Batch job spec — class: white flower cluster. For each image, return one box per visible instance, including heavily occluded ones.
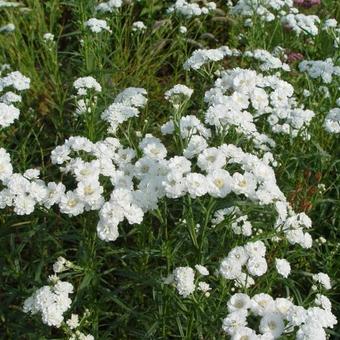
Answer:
[132,21,147,32]
[0,0,22,7]
[0,69,30,91]
[101,87,147,133]
[232,215,253,236]
[211,206,253,236]
[243,49,290,72]
[69,331,94,340]
[230,0,326,37]
[0,68,30,127]
[278,211,313,248]
[275,258,291,278]
[324,108,340,134]
[183,46,239,70]
[220,241,268,287]
[0,23,15,33]
[312,272,332,290]
[161,115,211,141]
[167,0,217,18]
[0,158,48,215]
[23,277,74,327]
[97,188,144,241]
[23,260,94,339]
[179,25,187,34]
[43,32,54,43]
[230,0,294,22]
[322,19,340,47]
[164,84,193,108]
[299,58,340,84]
[165,265,210,298]
[211,206,239,225]
[184,46,291,73]
[84,18,111,33]
[73,76,102,115]
[281,13,320,36]
[73,76,102,96]
[323,18,338,30]
[95,0,122,12]
[0,69,318,254]
[222,292,337,339]
[53,256,74,273]
[204,68,315,141]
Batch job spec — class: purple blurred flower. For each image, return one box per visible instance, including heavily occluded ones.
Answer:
[294,0,320,7]
[287,52,304,63]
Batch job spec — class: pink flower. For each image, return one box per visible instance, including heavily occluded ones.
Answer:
[294,0,320,7]
[287,52,304,63]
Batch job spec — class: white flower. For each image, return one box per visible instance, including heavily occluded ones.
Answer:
[0,102,20,127]
[114,87,147,108]
[232,172,257,198]
[66,314,79,329]
[43,182,66,208]
[197,281,211,296]
[195,264,209,276]
[179,26,187,34]
[0,148,13,181]
[315,294,332,311]
[197,147,226,172]
[251,294,275,316]
[259,312,285,338]
[168,0,216,18]
[75,180,104,209]
[227,293,251,312]
[222,310,248,335]
[59,191,85,216]
[43,33,54,42]
[228,246,249,266]
[231,216,252,236]
[165,84,193,107]
[53,257,68,273]
[73,76,102,96]
[97,219,119,242]
[185,173,208,198]
[247,256,268,276]
[140,135,167,160]
[0,23,15,33]
[275,258,291,278]
[219,257,242,280]
[274,298,293,316]
[96,0,122,12]
[132,21,147,32]
[0,91,21,104]
[183,46,235,70]
[324,108,340,134]
[207,169,233,198]
[296,323,326,340]
[281,14,320,36]
[23,280,73,328]
[102,103,139,133]
[234,272,255,288]
[323,18,337,29]
[84,18,111,33]
[183,135,208,159]
[173,267,195,297]
[245,240,266,258]
[312,273,332,290]
[299,58,340,84]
